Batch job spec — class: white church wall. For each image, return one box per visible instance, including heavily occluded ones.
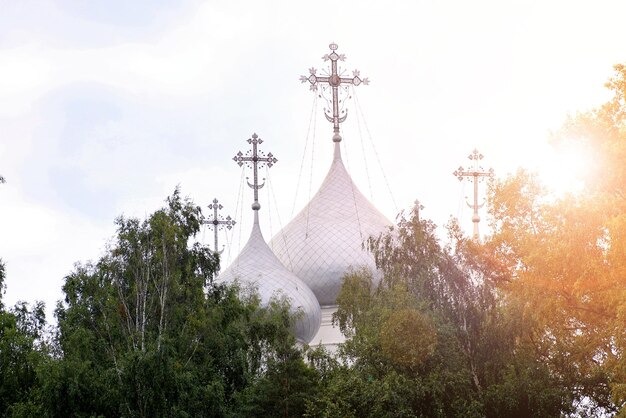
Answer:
[308,305,346,354]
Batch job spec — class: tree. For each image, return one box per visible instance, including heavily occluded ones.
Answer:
[484,64,626,415]
[0,258,49,416]
[232,300,320,418]
[33,189,316,417]
[308,205,572,417]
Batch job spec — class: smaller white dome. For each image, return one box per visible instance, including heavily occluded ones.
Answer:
[217,212,321,344]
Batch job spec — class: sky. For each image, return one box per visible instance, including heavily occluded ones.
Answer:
[1,0,625,318]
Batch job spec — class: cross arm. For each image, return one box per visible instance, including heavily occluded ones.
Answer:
[340,70,369,86]
[300,70,330,90]
[233,154,277,167]
[339,76,369,86]
[474,170,493,178]
[453,167,494,181]
[233,151,247,166]
[209,216,235,228]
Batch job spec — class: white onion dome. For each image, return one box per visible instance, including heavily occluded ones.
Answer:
[217,210,321,344]
[269,143,392,306]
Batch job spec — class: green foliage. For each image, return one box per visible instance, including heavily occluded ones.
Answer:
[0,189,317,416]
[308,205,573,417]
[483,64,626,414]
[380,308,437,370]
[0,300,48,417]
[234,343,319,417]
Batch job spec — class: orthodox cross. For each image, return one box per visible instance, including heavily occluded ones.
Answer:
[300,42,369,142]
[206,198,235,254]
[453,149,494,241]
[233,133,277,210]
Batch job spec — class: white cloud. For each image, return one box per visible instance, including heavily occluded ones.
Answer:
[0,2,261,119]
[0,183,113,315]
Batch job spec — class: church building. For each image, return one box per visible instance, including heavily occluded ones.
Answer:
[217,44,391,349]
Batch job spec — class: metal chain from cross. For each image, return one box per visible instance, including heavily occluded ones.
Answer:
[206,198,235,254]
[453,149,494,241]
[300,42,369,143]
[233,133,277,210]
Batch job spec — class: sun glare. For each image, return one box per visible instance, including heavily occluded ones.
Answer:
[538,141,593,196]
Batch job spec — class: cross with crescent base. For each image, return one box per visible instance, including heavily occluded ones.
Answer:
[206,198,235,254]
[233,133,277,210]
[453,149,494,241]
[300,43,369,142]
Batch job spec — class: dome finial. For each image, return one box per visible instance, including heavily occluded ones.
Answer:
[206,197,236,255]
[299,43,370,146]
[452,148,494,242]
[233,132,278,211]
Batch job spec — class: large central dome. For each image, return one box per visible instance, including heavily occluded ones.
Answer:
[270,143,392,306]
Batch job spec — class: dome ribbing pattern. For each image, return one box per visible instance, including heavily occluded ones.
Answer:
[270,144,392,306]
[217,212,321,344]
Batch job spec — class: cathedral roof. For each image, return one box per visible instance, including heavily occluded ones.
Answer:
[269,143,392,306]
[217,211,322,344]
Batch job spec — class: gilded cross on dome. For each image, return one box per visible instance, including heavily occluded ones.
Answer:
[300,43,369,142]
[453,149,494,241]
[233,133,277,210]
[206,198,235,254]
